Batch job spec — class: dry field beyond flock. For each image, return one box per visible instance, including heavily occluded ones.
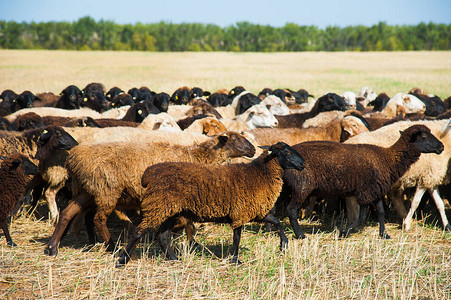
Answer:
[0,50,451,299]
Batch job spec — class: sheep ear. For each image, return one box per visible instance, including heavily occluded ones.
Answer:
[259,145,270,150]
[10,159,21,170]
[217,134,229,147]
[203,91,211,96]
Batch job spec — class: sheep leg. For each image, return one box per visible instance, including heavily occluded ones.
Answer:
[46,193,90,256]
[389,188,408,219]
[44,184,64,224]
[428,188,451,231]
[403,187,427,231]
[171,217,198,249]
[375,198,390,239]
[116,223,147,268]
[231,226,243,265]
[93,207,116,252]
[340,204,368,238]
[262,213,288,251]
[286,203,305,239]
[1,219,16,247]
[116,226,146,267]
[345,197,360,223]
[157,217,179,261]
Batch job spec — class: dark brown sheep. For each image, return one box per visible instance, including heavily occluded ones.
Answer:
[0,153,38,246]
[46,131,257,256]
[278,125,443,239]
[116,142,306,266]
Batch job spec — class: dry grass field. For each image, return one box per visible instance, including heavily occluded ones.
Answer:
[0,50,451,299]
[0,50,450,98]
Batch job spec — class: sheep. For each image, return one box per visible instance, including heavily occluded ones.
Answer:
[45,131,257,256]
[409,92,446,117]
[220,104,278,131]
[190,87,210,99]
[0,129,41,161]
[248,114,370,146]
[111,94,134,108]
[55,85,84,109]
[288,89,314,104]
[345,119,451,231]
[0,118,17,131]
[170,86,192,105]
[278,125,443,240]
[82,82,106,97]
[341,91,357,109]
[34,92,61,107]
[368,93,390,112]
[215,90,259,119]
[0,90,19,117]
[184,117,227,136]
[32,126,79,222]
[357,87,377,108]
[80,91,110,113]
[12,112,46,131]
[275,93,348,128]
[0,153,38,246]
[116,142,306,266]
[271,89,295,105]
[184,102,223,119]
[260,95,290,116]
[152,92,170,113]
[257,87,273,100]
[382,93,426,118]
[138,113,181,132]
[106,87,124,101]
[206,92,229,107]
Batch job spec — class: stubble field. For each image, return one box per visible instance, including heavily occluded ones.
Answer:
[0,50,450,299]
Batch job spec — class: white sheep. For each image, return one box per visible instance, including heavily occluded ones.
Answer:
[138,113,181,132]
[341,91,357,109]
[221,104,278,131]
[382,93,426,118]
[260,95,290,116]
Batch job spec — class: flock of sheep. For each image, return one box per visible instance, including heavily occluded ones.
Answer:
[0,82,450,266]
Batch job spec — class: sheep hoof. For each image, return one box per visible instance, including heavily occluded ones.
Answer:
[339,230,351,238]
[294,233,306,240]
[280,241,288,251]
[380,233,391,239]
[7,241,17,247]
[44,245,58,256]
[231,256,242,265]
[116,257,128,268]
[445,224,451,232]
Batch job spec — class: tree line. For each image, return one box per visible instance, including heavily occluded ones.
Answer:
[0,17,449,51]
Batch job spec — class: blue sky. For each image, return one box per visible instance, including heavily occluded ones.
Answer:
[0,0,450,28]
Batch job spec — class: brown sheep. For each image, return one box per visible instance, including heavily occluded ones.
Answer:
[116,142,306,266]
[249,114,370,145]
[185,117,227,136]
[278,125,444,239]
[46,131,257,256]
[0,153,38,246]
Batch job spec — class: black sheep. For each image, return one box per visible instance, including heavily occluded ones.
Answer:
[56,85,84,109]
